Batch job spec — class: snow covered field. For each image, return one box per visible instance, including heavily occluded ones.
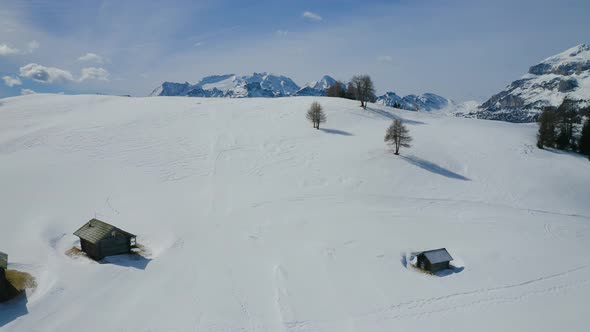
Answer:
[1,94,589,332]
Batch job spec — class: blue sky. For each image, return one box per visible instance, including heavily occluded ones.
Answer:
[1,0,589,101]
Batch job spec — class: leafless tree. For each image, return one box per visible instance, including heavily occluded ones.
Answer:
[306,101,327,129]
[350,75,376,109]
[384,119,412,155]
[326,81,345,98]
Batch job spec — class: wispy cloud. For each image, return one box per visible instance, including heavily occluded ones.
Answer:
[377,55,393,63]
[26,40,39,53]
[78,52,104,63]
[0,41,38,56]
[0,43,21,56]
[2,75,22,87]
[302,11,322,22]
[79,67,110,81]
[275,30,289,36]
[20,88,36,95]
[19,63,74,83]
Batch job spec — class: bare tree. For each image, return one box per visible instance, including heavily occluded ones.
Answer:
[350,75,376,109]
[306,101,327,129]
[384,119,412,155]
[326,81,346,98]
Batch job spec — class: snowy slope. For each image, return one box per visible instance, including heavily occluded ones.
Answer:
[1,95,590,332]
[474,44,590,122]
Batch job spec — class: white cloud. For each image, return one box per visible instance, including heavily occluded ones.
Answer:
[20,88,36,95]
[377,55,393,63]
[79,67,110,81]
[78,52,104,63]
[2,75,22,87]
[302,11,322,22]
[193,42,204,47]
[0,43,20,55]
[276,30,289,36]
[19,63,75,83]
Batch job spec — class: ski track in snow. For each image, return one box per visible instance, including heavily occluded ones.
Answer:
[280,263,590,331]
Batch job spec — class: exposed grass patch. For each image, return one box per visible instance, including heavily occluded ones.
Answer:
[5,270,36,291]
[65,246,87,258]
[1,270,36,302]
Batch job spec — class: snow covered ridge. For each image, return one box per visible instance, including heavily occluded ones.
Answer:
[376,91,452,112]
[1,94,590,331]
[472,44,590,122]
[150,73,333,98]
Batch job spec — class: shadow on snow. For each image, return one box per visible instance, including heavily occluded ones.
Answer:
[0,293,29,328]
[365,106,426,125]
[319,128,354,136]
[401,155,470,181]
[101,253,152,270]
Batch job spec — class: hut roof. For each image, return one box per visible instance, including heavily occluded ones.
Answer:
[74,219,135,244]
[0,251,7,269]
[420,248,453,264]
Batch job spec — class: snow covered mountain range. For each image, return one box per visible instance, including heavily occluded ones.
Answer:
[471,44,590,122]
[150,73,333,98]
[150,73,452,111]
[375,92,451,112]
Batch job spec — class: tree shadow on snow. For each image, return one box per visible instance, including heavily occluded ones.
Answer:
[365,107,426,125]
[319,128,354,136]
[0,292,29,327]
[401,155,470,181]
[544,148,589,160]
[101,253,152,270]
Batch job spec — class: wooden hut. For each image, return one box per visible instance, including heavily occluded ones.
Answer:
[0,251,7,299]
[416,248,453,273]
[74,219,136,260]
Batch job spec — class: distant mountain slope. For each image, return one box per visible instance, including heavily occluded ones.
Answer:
[151,74,343,98]
[472,44,590,122]
[376,91,451,112]
[150,72,301,98]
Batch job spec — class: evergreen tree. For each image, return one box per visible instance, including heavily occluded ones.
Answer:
[537,107,557,149]
[579,118,590,156]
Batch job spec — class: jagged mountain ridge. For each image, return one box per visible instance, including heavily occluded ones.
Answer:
[151,73,323,98]
[375,91,451,112]
[471,44,590,122]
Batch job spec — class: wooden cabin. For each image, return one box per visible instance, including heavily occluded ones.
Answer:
[416,248,453,273]
[74,219,136,260]
[0,251,7,300]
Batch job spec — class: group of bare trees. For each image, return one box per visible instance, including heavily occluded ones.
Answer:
[306,100,412,155]
[325,75,376,110]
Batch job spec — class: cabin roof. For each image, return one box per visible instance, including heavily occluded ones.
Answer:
[74,219,135,244]
[420,248,453,264]
[0,251,7,269]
